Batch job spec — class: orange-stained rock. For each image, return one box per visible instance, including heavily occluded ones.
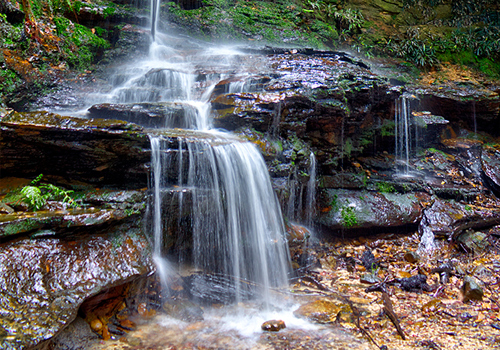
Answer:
[261,319,286,332]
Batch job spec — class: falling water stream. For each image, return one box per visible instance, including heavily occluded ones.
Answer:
[75,0,325,346]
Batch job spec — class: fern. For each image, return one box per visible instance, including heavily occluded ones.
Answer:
[20,186,46,211]
[19,174,80,211]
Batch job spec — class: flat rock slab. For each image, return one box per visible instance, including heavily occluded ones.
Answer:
[0,111,151,188]
[0,208,126,239]
[88,102,203,129]
[481,146,500,196]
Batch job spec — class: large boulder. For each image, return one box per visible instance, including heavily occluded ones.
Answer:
[0,216,153,349]
[316,189,427,233]
[418,198,500,239]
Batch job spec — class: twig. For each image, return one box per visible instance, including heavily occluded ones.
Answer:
[365,282,406,340]
[382,291,406,340]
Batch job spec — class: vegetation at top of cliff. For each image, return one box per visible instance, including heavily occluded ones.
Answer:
[164,0,364,48]
[164,0,500,79]
[370,0,500,77]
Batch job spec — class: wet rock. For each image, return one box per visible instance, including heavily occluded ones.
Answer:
[50,317,100,350]
[320,173,366,189]
[0,111,151,188]
[184,273,259,305]
[361,249,378,271]
[431,261,454,284]
[212,92,282,132]
[317,189,426,232]
[0,208,127,239]
[0,217,153,348]
[286,222,311,243]
[88,102,202,129]
[462,276,484,302]
[261,319,286,332]
[211,76,271,96]
[162,300,204,322]
[481,146,500,196]
[418,198,500,239]
[456,229,489,254]
[404,251,420,263]
[412,111,449,147]
[417,88,500,136]
[293,298,351,324]
[360,273,382,284]
[396,274,433,292]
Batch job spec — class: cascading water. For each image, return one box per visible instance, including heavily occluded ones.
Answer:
[394,94,412,175]
[305,152,317,229]
[123,0,291,306]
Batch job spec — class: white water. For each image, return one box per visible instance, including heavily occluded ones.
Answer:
[395,95,412,175]
[149,133,290,302]
[108,1,291,306]
[305,151,317,229]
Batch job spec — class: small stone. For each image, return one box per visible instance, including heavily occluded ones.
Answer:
[360,273,381,284]
[404,251,419,263]
[457,230,489,254]
[462,276,483,302]
[294,299,350,324]
[261,319,286,332]
[89,318,103,332]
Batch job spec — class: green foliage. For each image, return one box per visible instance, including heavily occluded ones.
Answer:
[0,69,21,94]
[375,182,395,193]
[342,138,353,158]
[19,174,80,211]
[387,29,438,68]
[166,0,364,49]
[380,120,395,137]
[53,17,110,69]
[341,205,357,228]
[20,186,45,211]
[333,8,364,33]
[330,194,339,212]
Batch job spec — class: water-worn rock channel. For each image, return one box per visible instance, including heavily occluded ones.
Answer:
[1,6,500,350]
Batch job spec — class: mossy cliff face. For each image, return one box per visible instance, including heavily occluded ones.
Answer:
[1,0,499,109]
[0,0,149,108]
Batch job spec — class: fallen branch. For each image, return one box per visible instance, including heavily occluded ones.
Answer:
[365,282,406,340]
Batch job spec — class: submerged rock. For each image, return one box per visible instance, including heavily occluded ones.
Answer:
[294,298,351,324]
[261,319,286,332]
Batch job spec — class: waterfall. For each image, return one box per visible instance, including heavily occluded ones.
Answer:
[151,0,159,41]
[305,151,316,229]
[149,132,290,303]
[395,94,412,175]
[112,27,291,303]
